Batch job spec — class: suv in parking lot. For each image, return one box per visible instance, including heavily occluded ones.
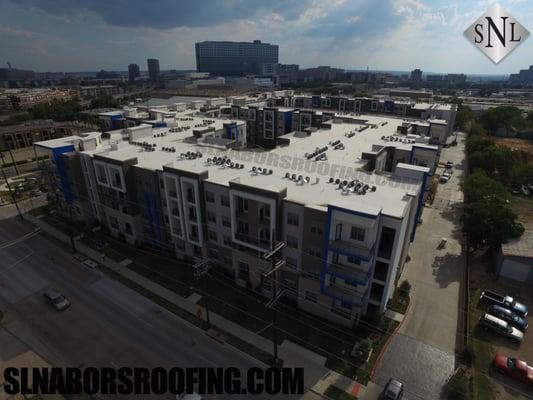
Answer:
[488,305,528,331]
[479,313,524,343]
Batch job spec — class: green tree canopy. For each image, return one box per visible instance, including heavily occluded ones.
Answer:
[479,106,528,133]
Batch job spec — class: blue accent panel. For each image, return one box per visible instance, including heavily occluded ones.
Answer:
[153,122,167,128]
[312,96,320,108]
[144,192,162,247]
[51,145,75,204]
[410,171,429,242]
[227,123,238,141]
[384,100,394,113]
[281,111,292,134]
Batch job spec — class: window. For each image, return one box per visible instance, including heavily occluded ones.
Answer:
[378,227,396,260]
[286,235,298,249]
[374,261,389,281]
[221,195,230,207]
[237,221,249,235]
[340,301,352,310]
[305,291,318,303]
[347,255,361,265]
[350,226,365,242]
[108,165,124,190]
[186,187,195,203]
[125,223,132,235]
[370,282,385,302]
[310,223,323,235]
[208,230,218,241]
[286,256,297,269]
[223,235,233,247]
[205,191,215,203]
[309,247,321,259]
[259,204,270,221]
[95,162,108,186]
[237,197,248,213]
[222,216,231,228]
[287,212,299,226]
[238,261,250,280]
[207,211,216,223]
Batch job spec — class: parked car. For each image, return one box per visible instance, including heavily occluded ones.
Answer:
[480,290,528,317]
[479,314,524,343]
[493,354,533,386]
[43,289,70,311]
[439,173,451,183]
[487,305,528,331]
[382,379,403,400]
[445,161,454,169]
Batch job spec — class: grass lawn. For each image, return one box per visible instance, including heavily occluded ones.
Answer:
[324,385,358,400]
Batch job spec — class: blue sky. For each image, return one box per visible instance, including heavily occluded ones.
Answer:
[0,0,532,74]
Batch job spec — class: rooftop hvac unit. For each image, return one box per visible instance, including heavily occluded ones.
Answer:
[286,172,291,179]
[329,177,334,183]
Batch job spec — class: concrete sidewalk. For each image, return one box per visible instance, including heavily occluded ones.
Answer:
[26,212,365,399]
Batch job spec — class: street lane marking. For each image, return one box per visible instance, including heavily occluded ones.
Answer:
[0,229,41,249]
[0,252,34,275]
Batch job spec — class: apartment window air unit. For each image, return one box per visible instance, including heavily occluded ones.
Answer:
[350,226,365,242]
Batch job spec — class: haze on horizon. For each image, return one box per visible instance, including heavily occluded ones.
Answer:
[0,0,532,75]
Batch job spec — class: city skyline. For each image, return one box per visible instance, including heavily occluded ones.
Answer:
[1,0,533,74]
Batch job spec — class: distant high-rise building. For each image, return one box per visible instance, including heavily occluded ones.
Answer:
[147,59,160,84]
[195,40,279,76]
[410,69,422,82]
[509,66,533,85]
[446,73,467,84]
[128,64,140,82]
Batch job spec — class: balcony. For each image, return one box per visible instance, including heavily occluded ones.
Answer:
[323,281,369,307]
[328,239,375,262]
[327,262,372,285]
[235,232,270,250]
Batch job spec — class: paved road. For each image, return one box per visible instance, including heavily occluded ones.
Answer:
[0,218,304,399]
[373,134,467,400]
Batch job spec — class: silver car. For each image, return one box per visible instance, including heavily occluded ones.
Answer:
[44,289,70,311]
[479,313,523,343]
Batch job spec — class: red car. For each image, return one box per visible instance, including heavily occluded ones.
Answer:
[493,354,533,386]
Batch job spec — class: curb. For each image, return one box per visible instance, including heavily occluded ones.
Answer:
[370,296,412,381]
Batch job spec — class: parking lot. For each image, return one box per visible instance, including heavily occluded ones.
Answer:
[470,254,533,400]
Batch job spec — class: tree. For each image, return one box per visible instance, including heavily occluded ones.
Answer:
[90,95,120,109]
[464,197,524,249]
[455,105,473,130]
[479,106,527,133]
[461,170,509,204]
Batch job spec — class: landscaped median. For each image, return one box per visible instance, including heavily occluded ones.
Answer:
[324,384,358,400]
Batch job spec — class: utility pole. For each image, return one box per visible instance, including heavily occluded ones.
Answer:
[193,259,212,326]
[261,230,286,364]
[7,146,20,176]
[0,151,23,220]
[68,205,77,252]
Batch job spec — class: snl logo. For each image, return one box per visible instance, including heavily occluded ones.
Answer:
[464,3,529,64]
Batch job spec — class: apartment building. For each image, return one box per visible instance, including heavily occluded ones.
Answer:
[35,104,441,326]
[267,94,457,144]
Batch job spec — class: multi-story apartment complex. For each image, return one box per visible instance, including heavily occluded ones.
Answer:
[35,101,447,326]
[79,85,123,98]
[267,93,457,144]
[195,40,279,76]
[0,88,74,111]
[0,120,97,165]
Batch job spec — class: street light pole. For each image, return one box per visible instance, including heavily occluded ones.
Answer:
[193,259,212,326]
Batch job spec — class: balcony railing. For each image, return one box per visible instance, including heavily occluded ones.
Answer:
[235,232,270,250]
[323,282,370,307]
[328,239,376,262]
[326,262,373,285]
